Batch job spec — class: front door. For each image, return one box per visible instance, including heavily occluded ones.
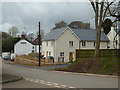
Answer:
[69,52,73,61]
[46,51,48,58]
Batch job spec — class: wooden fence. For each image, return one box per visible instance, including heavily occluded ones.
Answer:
[76,49,120,58]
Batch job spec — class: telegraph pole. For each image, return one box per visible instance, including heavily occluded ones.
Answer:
[38,22,41,66]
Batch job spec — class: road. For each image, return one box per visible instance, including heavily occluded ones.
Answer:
[2,62,118,89]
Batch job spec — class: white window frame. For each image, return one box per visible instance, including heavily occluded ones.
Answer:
[49,52,51,56]
[60,52,64,57]
[82,41,86,47]
[69,41,74,47]
[46,41,48,46]
[51,41,54,46]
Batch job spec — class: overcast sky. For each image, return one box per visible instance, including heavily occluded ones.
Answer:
[1,2,95,35]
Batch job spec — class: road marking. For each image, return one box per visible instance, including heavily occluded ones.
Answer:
[30,79,34,82]
[46,82,52,84]
[46,84,52,86]
[40,82,46,84]
[34,79,40,81]
[52,83,59,85]
[69,87,76,88]
[60,85,67,87]
[34,80,39,83]
[23,77,76,88]
[25,78,30,80]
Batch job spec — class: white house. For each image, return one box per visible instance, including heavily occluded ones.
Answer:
[42,27,109,63]
[107,26,120,49]
[14,34,41,55]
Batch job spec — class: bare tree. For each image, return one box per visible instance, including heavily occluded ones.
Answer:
[27,33,35,41]
[9,26,19,37]
[68,21,90,29]
[89,0,118,58]
[36,29,44,39]
[52,21,68,30]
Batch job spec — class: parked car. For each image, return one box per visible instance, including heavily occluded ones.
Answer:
[3,55,11,60]
[40,55,45,59]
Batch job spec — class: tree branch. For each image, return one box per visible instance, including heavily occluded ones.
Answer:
[89,0,96,13]
[103,0,116,20]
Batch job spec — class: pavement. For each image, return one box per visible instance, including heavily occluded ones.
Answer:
[2,73,22,84]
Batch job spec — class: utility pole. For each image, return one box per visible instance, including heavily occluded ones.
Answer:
[38,22,41,66]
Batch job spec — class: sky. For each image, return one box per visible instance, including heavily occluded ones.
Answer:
[0,1,95,35]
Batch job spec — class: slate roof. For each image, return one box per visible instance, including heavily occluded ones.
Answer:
[42,27,109,42]
[72,28,109,41]
[42,27,67,41]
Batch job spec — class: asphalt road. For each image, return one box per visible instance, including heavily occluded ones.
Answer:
[2,63,118,89]
[2,79,54,88]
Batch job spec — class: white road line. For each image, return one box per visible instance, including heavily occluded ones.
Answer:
[40,82,46,84]
[23,77,76,88]
[34,80,39,83]
[69,87,76,88]
[30,79,34,82]
[46,84,52,86]
[25,78,30,80]
[54,85,61,88]
[60,85,68,88]
[52,83,59,85]
[46,82,52,84]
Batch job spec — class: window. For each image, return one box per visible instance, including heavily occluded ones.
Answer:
[51,41,54,46]
[93,42,96,46]
[60,52,64,57]
[82,42,86,46]
[46,41,48,46]
[32,50,34,53]
[49,52,51,56]
[21,42,26,44]
[69,41,73,46]
[32,46,34,49]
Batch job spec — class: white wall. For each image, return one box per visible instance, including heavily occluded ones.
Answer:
[55,28,80,63]
[42,40,54,57]
[107,26,120,49]
[35,45,42,53]
[80,41,108,49]
[14,39,34,55]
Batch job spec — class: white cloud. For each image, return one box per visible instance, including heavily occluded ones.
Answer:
[0,23,13,32]
[1,2,94,34]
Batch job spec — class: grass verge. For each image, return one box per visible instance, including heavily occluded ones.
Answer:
[55,57,119,76]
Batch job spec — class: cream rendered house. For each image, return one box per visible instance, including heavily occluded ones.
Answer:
[42,27,109,63]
